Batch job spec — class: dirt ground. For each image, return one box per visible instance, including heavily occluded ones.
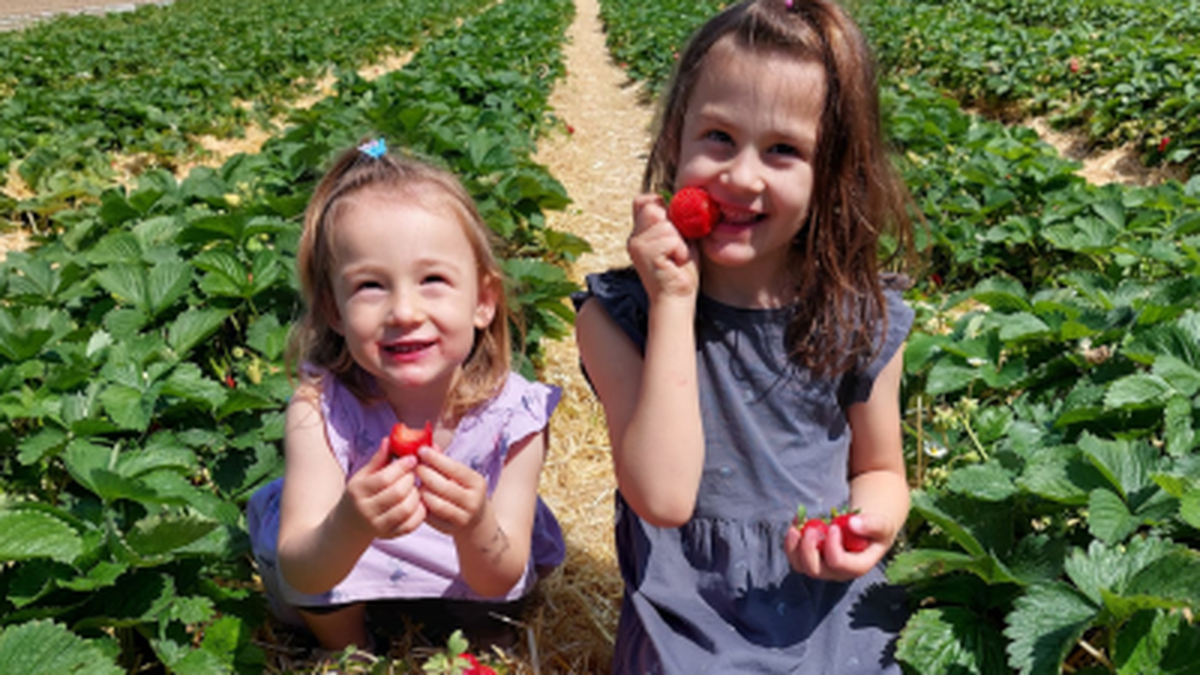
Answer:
[0,0,171,31]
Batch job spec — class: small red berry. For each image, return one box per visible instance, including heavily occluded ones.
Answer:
[389,422,432,458]
[1159,137,1171,153]
[1068,57,1080,73]
[800,519,829,549]
[831,512,869,552]
[667,186,718,238]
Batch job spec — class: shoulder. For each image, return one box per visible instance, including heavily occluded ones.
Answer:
[571,267,649,351]
[463,372,562,445]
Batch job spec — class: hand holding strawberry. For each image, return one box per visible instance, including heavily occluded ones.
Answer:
[785,504,883,580]
[667,186,717,239]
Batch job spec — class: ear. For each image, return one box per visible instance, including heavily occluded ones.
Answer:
[474,275,499,329]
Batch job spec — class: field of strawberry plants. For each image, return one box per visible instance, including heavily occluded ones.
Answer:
[0,0,580,671]
[601,0,1200,673]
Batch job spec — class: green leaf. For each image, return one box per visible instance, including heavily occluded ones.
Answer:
[896,607,1008,675]
[946,463,1017,502]
[1104,373,1174,410]
[126,513,219,557]
[1087,488,1138,544]
[1115,610,1200,675]
[99,382,159,432]
[910,491,986,557]
[167,308,231,357]
[0,509,83,563]
[997,312,1050,342]
[0,620,122,675]
[925,360,978,395]
[1004,583,1097,675]
[1152,355,1200,397]
[146,261,193,317]
[972,276,1029,312]
[1163,396,1196,457]
[1078,434,1154,500]
[1180,490,1200,529]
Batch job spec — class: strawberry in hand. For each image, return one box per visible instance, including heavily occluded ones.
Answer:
[831,509,869,552]
[667,186,717,239]
[389,421,433,458]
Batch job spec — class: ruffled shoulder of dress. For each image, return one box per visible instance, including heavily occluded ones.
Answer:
[459,372,562,451]
[570,267,650,353]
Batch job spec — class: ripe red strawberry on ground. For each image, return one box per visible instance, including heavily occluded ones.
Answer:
[667,186,717,238]
[389,421,432,458]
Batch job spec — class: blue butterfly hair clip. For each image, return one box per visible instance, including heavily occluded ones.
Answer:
[358,138,387,159]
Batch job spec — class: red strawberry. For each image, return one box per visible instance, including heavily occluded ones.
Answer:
[389,421,432,458]
[457,653,497,675]
[667,186,717,238]
[800,518,829,549]
[1068,57,1080,73]
[831,511,869,552]
[1159,137,1172,153]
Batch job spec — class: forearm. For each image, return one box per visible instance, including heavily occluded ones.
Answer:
[616,297,705,526]
[848,469,910,544]
[453,503,529,598]
[278,501,376,595]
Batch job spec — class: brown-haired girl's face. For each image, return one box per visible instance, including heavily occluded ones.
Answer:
[325,186,497,410]
[675,39,826,304]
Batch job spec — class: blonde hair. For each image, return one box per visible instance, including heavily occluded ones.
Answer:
[645,0,916,378]
[289,143,511,422]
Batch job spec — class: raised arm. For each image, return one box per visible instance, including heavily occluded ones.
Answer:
[574,194,707,528]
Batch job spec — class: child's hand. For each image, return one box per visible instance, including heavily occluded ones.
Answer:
[784,511,890,581]
[414,446,490,536]
[629,193,700,302]
[340,438,426,539]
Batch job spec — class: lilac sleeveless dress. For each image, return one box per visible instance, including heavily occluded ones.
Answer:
[247,369,564,626]
[574,268,913,674]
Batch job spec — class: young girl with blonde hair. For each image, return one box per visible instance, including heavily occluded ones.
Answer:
[249,141,564,654]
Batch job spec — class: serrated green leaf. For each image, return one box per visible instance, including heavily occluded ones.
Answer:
[126,513,219,557]
[1163,396,1195,458]
[1004,583,1096,675]
[925,360,978,395]
[1114,610,1200,675]
[167,308,231,357]
[896,607,1008,675]
[94,265,148,312]
[99,382,158,431]
[1087,488,1138,544]
[0,620,122,675]
[146,261,192,317]
[0,510,83,563]
[997,312,1050,342]
[1104,373,1173,410]
[1078,434,1154,500]
[1018,445,1106,505]
[1153,355,1200,397]
[947,463,1018,502]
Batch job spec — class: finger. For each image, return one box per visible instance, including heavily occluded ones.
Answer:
[358,437,394,475]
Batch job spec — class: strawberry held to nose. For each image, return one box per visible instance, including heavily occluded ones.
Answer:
[389,421,432,457]
[667,186,717,239]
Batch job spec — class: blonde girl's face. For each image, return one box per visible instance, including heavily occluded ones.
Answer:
[327,186,496,409]
[675,40,826,305]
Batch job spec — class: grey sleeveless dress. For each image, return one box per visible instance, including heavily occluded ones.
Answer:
[574,268,913,674]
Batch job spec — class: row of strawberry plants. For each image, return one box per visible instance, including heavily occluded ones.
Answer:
[597,0,1200,672]
[0,0,491,195]
[889,78,1200,675]
[0,0,577,670]
[857,0,1200,174]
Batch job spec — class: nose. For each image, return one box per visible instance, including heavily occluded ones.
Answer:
[720,148,766,193]
[388,286,425,325]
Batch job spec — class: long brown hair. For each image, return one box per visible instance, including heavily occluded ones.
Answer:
[289,143,511,422]
[644,0,916,378]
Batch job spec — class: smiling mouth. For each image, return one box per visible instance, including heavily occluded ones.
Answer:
[383,341,434,355]
[720,210,766,226]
